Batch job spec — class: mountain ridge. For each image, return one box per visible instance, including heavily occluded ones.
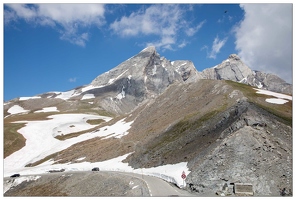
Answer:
[4,46,293,196]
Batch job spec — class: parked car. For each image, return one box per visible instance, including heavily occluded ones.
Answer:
[92,167,100,171]
[10,174,20,178]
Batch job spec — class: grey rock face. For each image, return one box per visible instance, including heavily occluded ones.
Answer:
[87,46,183,114]
[247,71,292,94]
[199,54,292,94]
[171,60,202,83]
[200,54,253,82]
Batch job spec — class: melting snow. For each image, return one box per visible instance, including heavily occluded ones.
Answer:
[7,105,30,114]
[81,85,104,93]
[239,77,247,83]
[254,88,292,104]
[4,110,190,191]
[98,118,133,139]
[81,94,95,100]
[4,113,112,175]
[76,157,86,161]
[34,107,59,113]
[19,96,41,101]
[255,89,292,100]
[152,65,157,75]
[108,69,129,85]
[4,176,41,194]
[256,82,263,89]
[55,90,76,100]
[265,98,289,104]
[116,86,126,100]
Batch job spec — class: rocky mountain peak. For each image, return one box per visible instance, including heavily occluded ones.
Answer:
[228,54,241,61]
[140,46,156,53]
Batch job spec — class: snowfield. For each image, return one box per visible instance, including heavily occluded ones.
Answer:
[4,112,190,191]
[34,107,59,113]
[19,96,41,101]
[7,105,30,114]
[81,94,95,100]
[254,88,292,104]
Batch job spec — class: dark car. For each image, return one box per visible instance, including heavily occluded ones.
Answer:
[92,167,100,171]
[10,174,20,178]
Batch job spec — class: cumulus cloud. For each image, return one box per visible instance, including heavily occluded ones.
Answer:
[208,36,228,59]
[4,4,105,47]
[234,4,292,83]
[110,4,204,51]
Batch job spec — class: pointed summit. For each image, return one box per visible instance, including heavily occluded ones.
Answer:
[140,46,156,53]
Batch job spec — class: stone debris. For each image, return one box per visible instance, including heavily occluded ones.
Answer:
[234,183,253,196]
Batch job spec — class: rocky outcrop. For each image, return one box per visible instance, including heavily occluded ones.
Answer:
[200,54,253,82]
[171,60,202,83]
[199,54,292,95]
[186,103,292,196]
[246,71,292,95]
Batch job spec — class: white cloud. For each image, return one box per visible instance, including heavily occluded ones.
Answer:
[208,36,228,59]
[234,4,292,83]
[185,20,206,36]
[110,5,203,51]
[69,77,77,83]
[4,4,105,47]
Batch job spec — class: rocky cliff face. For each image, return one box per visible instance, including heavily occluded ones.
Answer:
[199,54,292,95]
[86,48,291,115]
[80,46,204,114]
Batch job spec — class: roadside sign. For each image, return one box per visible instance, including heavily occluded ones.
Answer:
[181,171,186,179]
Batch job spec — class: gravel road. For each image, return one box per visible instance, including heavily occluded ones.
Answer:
[4,171,194,197]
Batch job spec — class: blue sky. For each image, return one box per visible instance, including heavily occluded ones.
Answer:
[3,3,293,101]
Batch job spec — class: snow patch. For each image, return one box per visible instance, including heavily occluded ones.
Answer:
[81,94,95,100]
[256,82,263,89]
[76,157,86,161]
[81,85,104,93]
[34,107,59,113]
[7,105,30,114]
[239,77,247,83]
[4,113,112,175]
[116,86,125,100]
[4,176,41,194]
[97,118,133,139]
[254,89,292,100]
[55,90,76,100]
[254,88,292,105]
[19,96,41,101]
[128,75,132,80]
[152,65,157,75]
[132,185,139,189]
[109,69,129,85]
[265,98,289,104]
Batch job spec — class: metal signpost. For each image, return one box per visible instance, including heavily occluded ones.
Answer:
[181,171,186,188]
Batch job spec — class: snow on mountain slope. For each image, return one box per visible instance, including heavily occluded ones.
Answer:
[254,88,292,105]
[4,114,112,174]
[254,88,292,100]
[4,111,190,189]
[7,105,30,115]
[34,107,59,113]
[19,96,41,101]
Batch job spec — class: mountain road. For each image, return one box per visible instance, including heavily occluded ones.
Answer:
[4,171,195,197]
